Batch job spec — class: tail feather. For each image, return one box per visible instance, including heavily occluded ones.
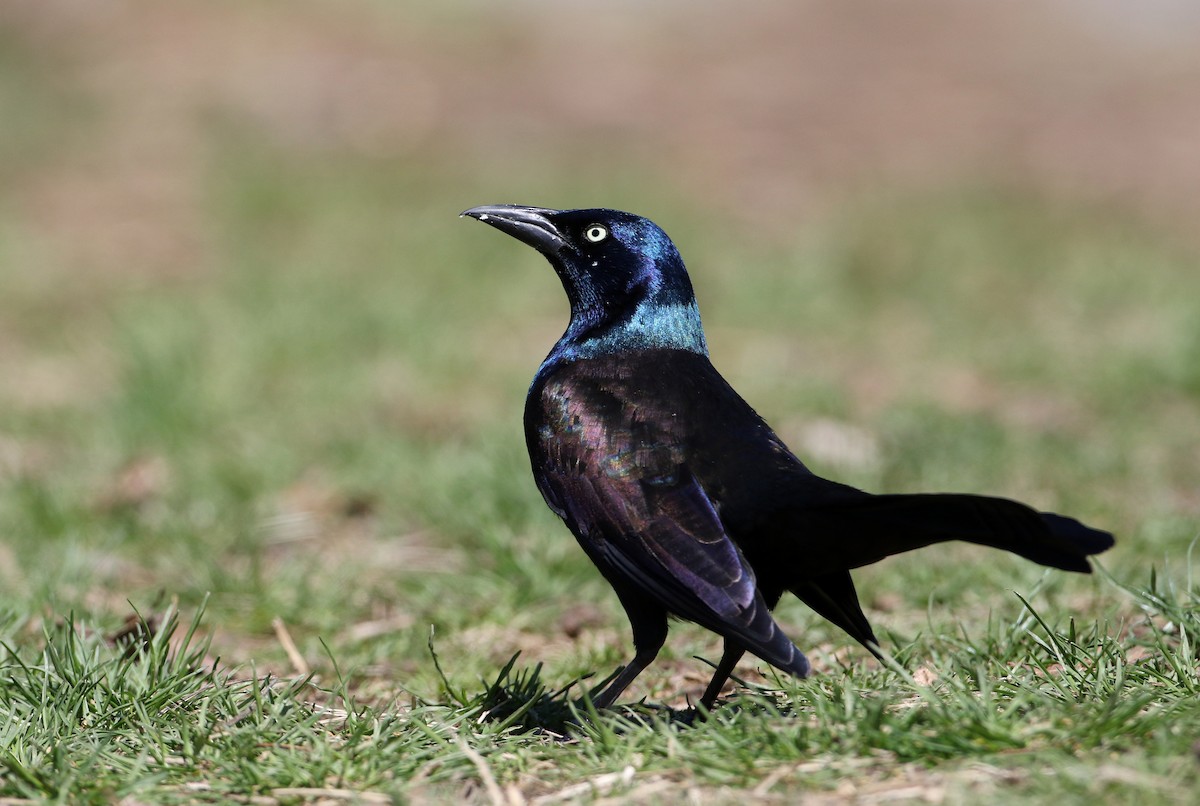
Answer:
[1038,511,1118,563]
[792,493,1114,574]
[791,570,881,654]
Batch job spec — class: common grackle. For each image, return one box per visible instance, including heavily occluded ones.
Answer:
[462,205,1115,710]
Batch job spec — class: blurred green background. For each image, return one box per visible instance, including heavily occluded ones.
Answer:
[2,0,1198,703]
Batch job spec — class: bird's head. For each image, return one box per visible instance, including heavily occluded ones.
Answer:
[462,205,708,360]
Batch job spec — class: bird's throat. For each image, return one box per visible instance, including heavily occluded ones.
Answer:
[542,298,709,373]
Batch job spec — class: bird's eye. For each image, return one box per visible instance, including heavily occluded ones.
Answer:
[584,225,608,243]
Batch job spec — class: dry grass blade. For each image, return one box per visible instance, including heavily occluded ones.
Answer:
[531,766,635,805]
[270,788,391,804]
[272,616,310,677]
[457,736,506,806]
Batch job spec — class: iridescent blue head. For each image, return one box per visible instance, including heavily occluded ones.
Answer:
[462,205,708,364]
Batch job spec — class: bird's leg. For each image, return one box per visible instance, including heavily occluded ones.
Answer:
[590,596,668,709]
[699,639,746,710]
[699,588,785,710]
[591,648,660,709]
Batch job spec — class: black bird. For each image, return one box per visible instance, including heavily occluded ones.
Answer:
[462,204,1115,710]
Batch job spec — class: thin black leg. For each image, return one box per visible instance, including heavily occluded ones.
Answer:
[592,648,660,709]
[591,589,668,709]
[699,639,746,709]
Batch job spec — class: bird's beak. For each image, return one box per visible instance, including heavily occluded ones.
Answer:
[461,205,571,256]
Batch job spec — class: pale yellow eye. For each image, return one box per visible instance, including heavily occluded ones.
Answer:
[584,225,608,243]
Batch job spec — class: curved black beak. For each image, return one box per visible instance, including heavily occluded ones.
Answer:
[461,205,571,256]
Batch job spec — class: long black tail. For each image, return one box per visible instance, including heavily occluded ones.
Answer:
[795,493,1115,574]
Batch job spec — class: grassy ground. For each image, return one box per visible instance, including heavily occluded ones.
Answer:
[3,3,1200,804]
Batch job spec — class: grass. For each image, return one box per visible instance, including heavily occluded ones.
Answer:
[3,18,1200,803]
[0,570,1196,802]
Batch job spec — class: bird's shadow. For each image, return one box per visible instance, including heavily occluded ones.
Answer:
[462,653,792,737]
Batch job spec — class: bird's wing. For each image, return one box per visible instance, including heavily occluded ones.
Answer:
[531,372,808,675]
[563,460,756,624]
